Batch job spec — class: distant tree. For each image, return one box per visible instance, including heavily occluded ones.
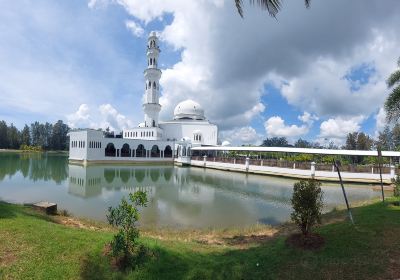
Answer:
[345,132,373,164]
[392,123,400,150]
[261,137,289,147]
[30,122,41,147]
[51,120,69,150]
[0,121,8,148]
[7,124,20,149]
[43,122,53,149]
[384,57,400,122]
[357,132,373,151]
[345,132,358,150]
[326,141,338,150]
[294,138,312,148]
[20,124,31,146]
[377,126,393,151]
[235,0,311,18]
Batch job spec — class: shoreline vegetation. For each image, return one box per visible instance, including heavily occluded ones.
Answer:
[0,148,68,154]
[1,198,399,279]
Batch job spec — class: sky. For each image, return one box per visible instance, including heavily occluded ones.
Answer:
[1,0,399,146]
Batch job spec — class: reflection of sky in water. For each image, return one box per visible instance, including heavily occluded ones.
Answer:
[0,152,382,229]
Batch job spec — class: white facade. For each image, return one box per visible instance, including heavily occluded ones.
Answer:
[69,31,217,163]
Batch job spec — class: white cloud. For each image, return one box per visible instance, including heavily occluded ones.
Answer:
[298,112,318,126]
[112,0,400,139]
[318,116,364,145]
[264,116,309,138]
[67,103,133,132]
[125,20,144,37]
[375,107,387,135]
[220,126,262,145]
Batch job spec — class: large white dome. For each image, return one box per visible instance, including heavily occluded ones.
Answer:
[173,99,205,120]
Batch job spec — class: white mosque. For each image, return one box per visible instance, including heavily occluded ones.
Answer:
[68,31,218,164]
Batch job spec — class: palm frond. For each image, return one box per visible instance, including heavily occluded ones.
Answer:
[387,70,400,88]
[235,0,244,18]
[235,0,311,18]
[385,86,400,122]
[250,0,282,17]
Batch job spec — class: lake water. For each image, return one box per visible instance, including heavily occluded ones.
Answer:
[0,152,381,229]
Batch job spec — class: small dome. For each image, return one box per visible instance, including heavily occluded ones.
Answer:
[174,99,205,120]
[222,141,231,147]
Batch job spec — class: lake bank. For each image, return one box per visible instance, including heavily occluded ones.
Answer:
[1,198,399,279]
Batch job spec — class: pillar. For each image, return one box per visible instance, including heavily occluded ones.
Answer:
[245,157,250,172]
[311,162,316,178]
[203,155,207,167]
[390,165,396,178]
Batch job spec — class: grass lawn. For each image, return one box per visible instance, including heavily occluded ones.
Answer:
[0,199,399,279]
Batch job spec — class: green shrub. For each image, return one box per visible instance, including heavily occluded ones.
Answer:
[291,180,323,236]
[391,175,400,197]
[107,191,148,269]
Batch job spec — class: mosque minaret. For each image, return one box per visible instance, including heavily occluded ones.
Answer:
[143,31,162,133]
[68,31,218,163]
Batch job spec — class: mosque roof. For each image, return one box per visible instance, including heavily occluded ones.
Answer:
[173,99,206,121]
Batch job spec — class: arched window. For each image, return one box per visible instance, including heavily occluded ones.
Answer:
[121,143,130,157]
[153,81,156,89]
[152,120,155,127]
[105,143,116,157]
[182,147,187,156]
[164,145,172,158]
[148,81,151,88]
[151,145,160,157]
[187,147,191,156]
[136,144,146,157]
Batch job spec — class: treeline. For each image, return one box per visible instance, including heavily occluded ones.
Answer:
[259,132,386,165]
[0,120,70,151]
[260,132,376,151]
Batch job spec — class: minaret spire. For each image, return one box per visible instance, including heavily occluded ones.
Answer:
[143,31,161,128]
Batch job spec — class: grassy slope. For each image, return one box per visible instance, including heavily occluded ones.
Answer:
[0,200,399,280]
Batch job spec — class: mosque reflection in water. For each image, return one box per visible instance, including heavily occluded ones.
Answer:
[67,164,297,228]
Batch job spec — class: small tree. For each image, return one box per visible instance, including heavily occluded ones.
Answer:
[107,191,148,268]
[291,180,323,236]
[392,175,400,197]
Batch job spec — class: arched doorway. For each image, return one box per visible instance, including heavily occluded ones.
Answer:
[121,143,130,157]
[105,143,116,157]
[136,144,146,157]
[151,145,160,157]
[164,145,172,158]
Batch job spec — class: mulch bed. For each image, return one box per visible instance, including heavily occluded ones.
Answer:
[285,233,325,250]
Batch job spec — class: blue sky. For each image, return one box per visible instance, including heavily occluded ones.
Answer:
[1,0,399,145]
